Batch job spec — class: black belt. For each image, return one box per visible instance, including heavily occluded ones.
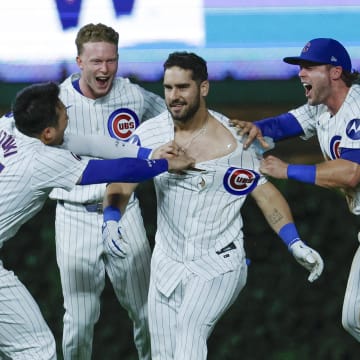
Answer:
[216,242,236,255]
[58,200,103,214]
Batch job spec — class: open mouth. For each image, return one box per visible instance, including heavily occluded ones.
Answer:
[96,76,109,86]
[303,82,312,96]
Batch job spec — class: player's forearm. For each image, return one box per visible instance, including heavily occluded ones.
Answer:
[261,156,360,189]
[286,159,359,189]
[251,182,294,234]
[64,134,152,159]
[103,183,137,215]
[314,159,360,188]
[254,113,304,141]
[78,158,168,185]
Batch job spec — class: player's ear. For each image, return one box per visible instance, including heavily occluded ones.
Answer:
[76,56,83,70]
[330,66,343,80]
[200,80,209,97]
[40,127,56,145]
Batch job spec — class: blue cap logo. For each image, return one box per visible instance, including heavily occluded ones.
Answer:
[283,38,352,72]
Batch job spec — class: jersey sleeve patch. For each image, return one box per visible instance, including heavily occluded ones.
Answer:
[346,119,360,140]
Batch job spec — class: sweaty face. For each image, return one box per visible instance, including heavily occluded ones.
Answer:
[76,41,118,99]
[298,63,332,106]
[163,66,202,123]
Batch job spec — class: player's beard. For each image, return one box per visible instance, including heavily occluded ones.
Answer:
[168,95,201,124]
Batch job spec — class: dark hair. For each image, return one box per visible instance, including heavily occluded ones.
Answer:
[341,69,360,87]
[13,82,61,137]
[163,52,208,83]
[75,23,119,55]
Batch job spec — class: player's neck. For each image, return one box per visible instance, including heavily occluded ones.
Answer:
[327,83,350,115]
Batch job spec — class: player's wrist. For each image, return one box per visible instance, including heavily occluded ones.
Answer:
[279,223,301,250]
[287,164,316,184]
[137,147,152,159]
[103,205,122,222]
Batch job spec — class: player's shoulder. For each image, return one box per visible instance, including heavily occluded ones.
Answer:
[113,76,138,90]
[60,74,78,88]
[348,84,360,102]
[210,109,231,127]
[133,111,171,143]
[138,110,169,129]
[0,112,15,131]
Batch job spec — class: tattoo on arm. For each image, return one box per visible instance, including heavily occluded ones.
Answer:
[267,208,284,226]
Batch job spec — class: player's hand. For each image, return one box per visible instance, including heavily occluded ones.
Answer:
[289,240,324,282]
[152,140,182,160]
[229,119,269,150]
[167,151,196,173]
[260,155,288,179]
[102,220,129,258]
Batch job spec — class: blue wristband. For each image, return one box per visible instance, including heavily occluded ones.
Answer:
[278,223,301,249]
[103,206,121,222]
[287,164,316,184]
[137,147,152,159]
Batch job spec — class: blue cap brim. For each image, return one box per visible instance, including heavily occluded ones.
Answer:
[283,56,324,65]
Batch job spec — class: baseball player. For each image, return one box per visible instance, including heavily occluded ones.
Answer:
[48,23,167,359]
[233,38,360,341]
[0,82,193,360]
[103,52,324,360]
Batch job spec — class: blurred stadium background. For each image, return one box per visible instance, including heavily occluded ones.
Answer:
[1,1,359,359]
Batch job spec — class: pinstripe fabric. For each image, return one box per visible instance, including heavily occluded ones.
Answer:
[49,74,166,359]
[289,84,360,341]
[0,116,86,359]
[134,110,266,359]
[290,84,360,215]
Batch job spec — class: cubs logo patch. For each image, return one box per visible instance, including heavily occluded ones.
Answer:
[329,135,341,159]
[346,119,360,140]
[107,108,140,140]
[223,167,260,195]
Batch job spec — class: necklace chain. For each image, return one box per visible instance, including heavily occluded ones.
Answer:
[179,114,209,152]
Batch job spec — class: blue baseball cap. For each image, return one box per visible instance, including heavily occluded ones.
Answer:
[283,38,352,72]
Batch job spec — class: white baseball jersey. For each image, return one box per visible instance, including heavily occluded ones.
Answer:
[0,116,86,246]
[0,115,86,359]
[132,110,267,359]
[50,74,166,203]
[290,84,360,215]
[290,84,360,343]
[49,73,166,359]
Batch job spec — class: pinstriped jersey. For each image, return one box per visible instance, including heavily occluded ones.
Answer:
[49,74,166,203]
[0,116,87,246]
[290,84,360,215]
[133,110,267,266]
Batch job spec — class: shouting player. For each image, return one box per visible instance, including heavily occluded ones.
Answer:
[0,82,193,359]
[48,23,168,359]
[233,38,360,342]
[102,52,324,360]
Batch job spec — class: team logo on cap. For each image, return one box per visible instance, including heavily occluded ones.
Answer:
[107,108,140,140]
[302,42,311,54]
[346,119,360,140]
[223,167,259,195]
[329,135,341,159]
